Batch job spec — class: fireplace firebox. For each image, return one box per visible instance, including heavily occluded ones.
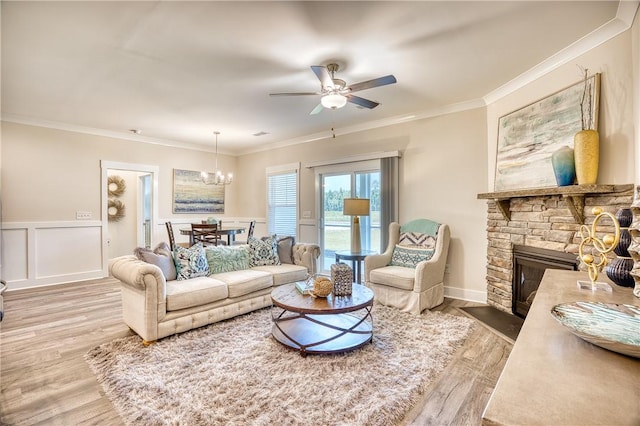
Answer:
[512,245,579,318]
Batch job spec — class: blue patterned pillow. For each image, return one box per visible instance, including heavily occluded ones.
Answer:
[248,235,281,267]
[389,245,434,268]
[174,243,210,280]
[205,245,250,274]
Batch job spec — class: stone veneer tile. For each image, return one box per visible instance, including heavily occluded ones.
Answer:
[482,189,634,312]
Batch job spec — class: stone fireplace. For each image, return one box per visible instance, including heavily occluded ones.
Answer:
[478,184,634,315]
[511,245,578,318]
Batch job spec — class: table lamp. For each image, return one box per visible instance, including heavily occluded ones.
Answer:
[343,198,370,253]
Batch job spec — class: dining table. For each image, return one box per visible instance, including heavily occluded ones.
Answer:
[179,225,246,245]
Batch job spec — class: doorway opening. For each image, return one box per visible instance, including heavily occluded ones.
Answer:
[100,161,159,273]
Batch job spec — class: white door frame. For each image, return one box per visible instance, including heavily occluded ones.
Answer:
[100,160,160,276]
[137,173,153,248]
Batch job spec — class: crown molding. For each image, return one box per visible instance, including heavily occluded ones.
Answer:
[0,113,231,156]
[483,1,639,105]
[236,98,486,156]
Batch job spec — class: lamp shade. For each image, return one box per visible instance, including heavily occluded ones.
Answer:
[343,198,370,216]
[321,93,347,109]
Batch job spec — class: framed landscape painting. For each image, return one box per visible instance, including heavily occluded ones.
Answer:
[173,169,225,213]
[494,73,600,191]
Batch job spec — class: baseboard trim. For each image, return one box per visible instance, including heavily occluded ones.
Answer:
[444,286,487,304]
[6,271,105,291]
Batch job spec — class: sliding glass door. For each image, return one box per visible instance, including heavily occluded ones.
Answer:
[319,165,380,273]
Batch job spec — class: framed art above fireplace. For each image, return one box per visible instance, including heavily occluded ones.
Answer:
[494,73,600,191]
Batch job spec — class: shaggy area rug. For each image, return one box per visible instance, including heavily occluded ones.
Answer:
[85,305,474,426]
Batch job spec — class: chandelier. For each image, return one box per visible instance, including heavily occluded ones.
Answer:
[201,131,233,185]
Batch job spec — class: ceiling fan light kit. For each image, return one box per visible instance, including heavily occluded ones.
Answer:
[321,93,347,109]
[270,63,397,115]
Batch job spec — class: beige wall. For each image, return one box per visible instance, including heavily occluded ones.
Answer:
[487,29,636,189]
[237,107,489,301]
[633,7,640,183]
[1,122,236,222]
[236,124,411,221]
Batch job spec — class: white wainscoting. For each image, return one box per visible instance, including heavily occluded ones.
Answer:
[2,218,318,291]
[2,221,105,290]
[298,219,318,244]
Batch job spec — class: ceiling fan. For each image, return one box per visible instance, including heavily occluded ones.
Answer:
[269,63,397,115]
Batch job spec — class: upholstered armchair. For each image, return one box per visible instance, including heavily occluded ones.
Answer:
[364,219,450,314]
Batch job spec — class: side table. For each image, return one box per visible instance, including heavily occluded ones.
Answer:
[334,249,377,284]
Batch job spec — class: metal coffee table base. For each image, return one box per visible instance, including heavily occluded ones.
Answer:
[271,308,373,356]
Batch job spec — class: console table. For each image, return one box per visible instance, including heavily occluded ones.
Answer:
[482,269,640,425]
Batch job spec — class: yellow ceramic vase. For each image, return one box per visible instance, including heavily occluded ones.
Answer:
[573,129,599,185]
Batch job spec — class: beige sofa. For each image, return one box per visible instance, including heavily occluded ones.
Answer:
[109,242,320,344]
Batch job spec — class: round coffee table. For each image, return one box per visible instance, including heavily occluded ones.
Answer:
[270,283,374,356]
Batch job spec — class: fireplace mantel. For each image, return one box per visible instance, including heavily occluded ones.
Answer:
[477,184,633,223]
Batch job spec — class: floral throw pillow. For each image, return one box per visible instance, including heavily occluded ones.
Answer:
[205,245,250,274]
[389,245,434,268]
[248,235,280,267]
[174,243,209,280]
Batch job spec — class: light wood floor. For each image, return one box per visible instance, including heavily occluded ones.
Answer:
[0,278,512,425]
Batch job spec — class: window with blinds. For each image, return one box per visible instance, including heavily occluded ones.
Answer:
[267,166,298,237]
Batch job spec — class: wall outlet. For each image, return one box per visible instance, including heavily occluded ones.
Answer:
[445,264,451,274]
[76,211,92,220]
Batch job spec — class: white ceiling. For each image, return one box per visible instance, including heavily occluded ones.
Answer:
[1,1,634,155]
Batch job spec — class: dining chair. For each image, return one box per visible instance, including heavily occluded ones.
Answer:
[165,221,190,250]
[165,221,177,251]
[191,223,224,246]
[233,220,255,245]
[247,220,255,239]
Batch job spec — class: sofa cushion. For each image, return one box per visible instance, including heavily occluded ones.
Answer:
[133,242,177,281]
[276,236,295,264]
[205,245,250,274]
[165,276,228,311]
[248,236,280,267]
[251,264,307,286]
[370,265,415,290]
[211,269,273,298]
[174,243,210,280]
[389,245,434,268]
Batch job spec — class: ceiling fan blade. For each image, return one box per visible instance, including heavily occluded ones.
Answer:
[311,65,334,89]
[346,94,379,109]
[269,92,319,97]
[309,103,324,115]
[347,75,397,93]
